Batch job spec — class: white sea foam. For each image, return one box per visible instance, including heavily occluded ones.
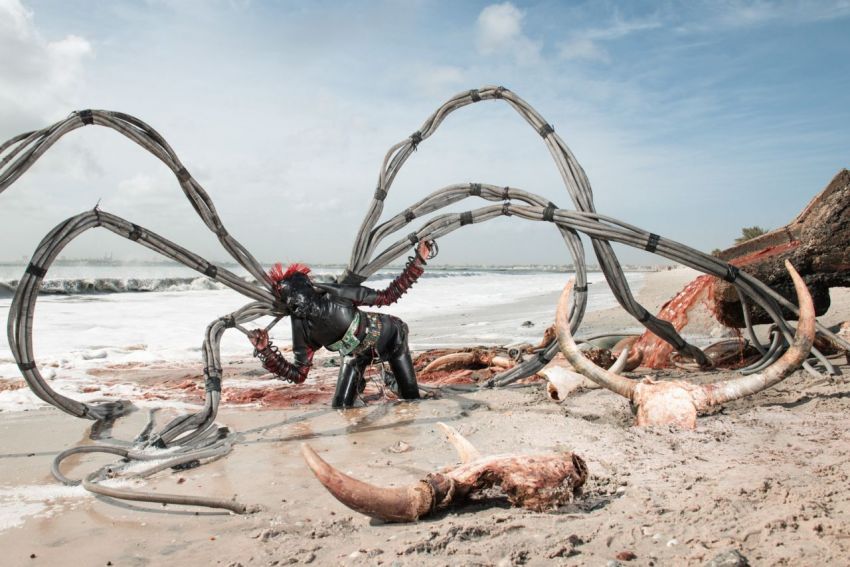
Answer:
[0,484,90,532]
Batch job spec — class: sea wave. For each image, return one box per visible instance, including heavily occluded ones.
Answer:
[0,277,227,297]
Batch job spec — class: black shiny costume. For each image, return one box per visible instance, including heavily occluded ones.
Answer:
[252,252,427,408]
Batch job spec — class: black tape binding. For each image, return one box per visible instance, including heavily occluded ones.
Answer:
[575,284,587,293]
[460,211,473,226]
[176,167,191,183]
[26,263,47,278]
[217,227,228,238]
[404,210,416,222]
[469,89,481,102]
[494,86,506,98]
[502,186,511,200]
[222,315,236,329]
[17,361,37,372]
[542,202,556,222]
[407,232,419,245]
[204,369,222,393]
[410,131,423,149]
[536,350,550,362]
[645,233,660,253]
[538,123,555,138]
[78,109,94,125]
[724,264,740,283]
[638,310,652,323]
[374,188,387,201]
[470,183,481,196]
[204,264,218,278]
[502,203,512,216]
[128,224,142,241]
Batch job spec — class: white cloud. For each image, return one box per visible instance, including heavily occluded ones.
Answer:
[475,2,541,64]
[0,0,92,130]
[559,37,611,63]
[412,65,466,96]
[559,17,661,63]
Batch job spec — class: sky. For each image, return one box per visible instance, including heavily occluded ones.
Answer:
[0,0,848,268]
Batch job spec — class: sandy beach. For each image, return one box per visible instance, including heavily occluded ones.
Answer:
[1,267,849,566]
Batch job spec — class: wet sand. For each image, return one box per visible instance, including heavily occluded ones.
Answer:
[2,268,849,566]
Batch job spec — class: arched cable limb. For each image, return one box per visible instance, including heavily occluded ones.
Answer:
[7,208,276,423]
[343,86,713,369]
[0,110,270,285]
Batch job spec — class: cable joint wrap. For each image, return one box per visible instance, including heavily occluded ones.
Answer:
[502,203,512,216]
[26,263,47,278]
[410,131,423,149]
[469,89,481,102]
[17,361,37,372]
[374,188,387,201]
[469,183,481,196]
[724,265,740,283]
[493,86,506,98]
[460,211,473,226]
[542,202,556,222]
[645,233,660,253]
[574,284,588,293]
[176,167,191,183]
[538,123,555,138]
[204,264,218,279]
[77,109,94,125]
[407,232,419,245]
[204,368,222,392]
[128,224,143,241]
[404,209,416,222]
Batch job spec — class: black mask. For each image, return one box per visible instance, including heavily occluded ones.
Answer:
[278,273,318,318]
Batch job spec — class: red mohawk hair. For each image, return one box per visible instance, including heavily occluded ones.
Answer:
[269,262,311,284]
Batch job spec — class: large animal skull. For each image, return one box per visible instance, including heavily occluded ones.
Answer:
[301,423,587,522]
[554,260,815,428]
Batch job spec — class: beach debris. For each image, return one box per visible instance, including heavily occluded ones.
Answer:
[301,422,587,522]
[555,261,815,428]
[541,348,629,402]
[630,170,850,370]
[712,170,850,328]
[419,348,516,374]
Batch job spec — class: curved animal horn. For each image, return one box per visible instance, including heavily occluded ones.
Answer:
[702,261,815,406]
[608,346,630,374]
[300,444,434,522]
[437,422,481,463]
[555,279,636,399]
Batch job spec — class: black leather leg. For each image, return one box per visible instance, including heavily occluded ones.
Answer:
[332,357,367,408]
[387,348,420,400]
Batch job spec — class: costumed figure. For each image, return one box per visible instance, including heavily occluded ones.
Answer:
[248,240,435,408]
